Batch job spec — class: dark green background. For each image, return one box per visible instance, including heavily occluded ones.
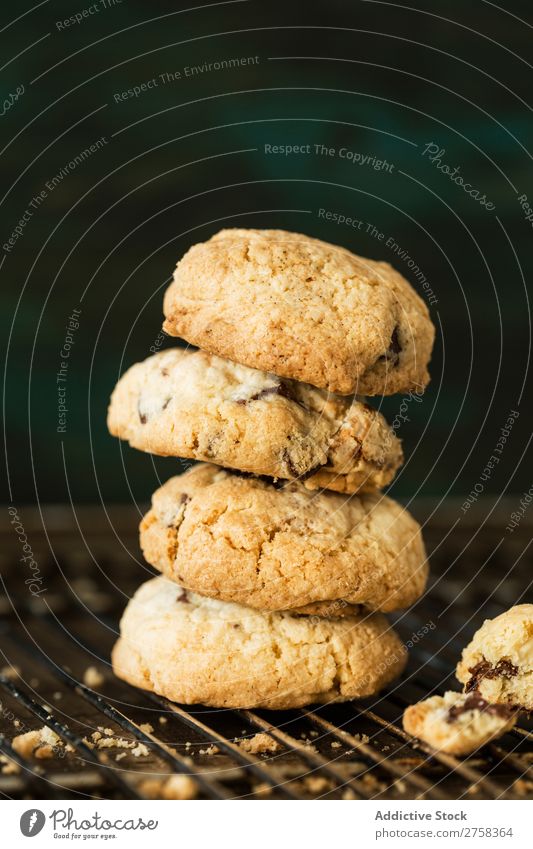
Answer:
[2,0,531,505]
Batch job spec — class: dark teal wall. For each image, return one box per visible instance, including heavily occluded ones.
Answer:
[2,0,531,504]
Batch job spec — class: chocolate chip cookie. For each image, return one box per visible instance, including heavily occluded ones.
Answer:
[139,463,428,615]
[112,576,407,709]
[108,348,402,493]
[162,228,435,395]
[403,690,518,756]
[456,605,533,710]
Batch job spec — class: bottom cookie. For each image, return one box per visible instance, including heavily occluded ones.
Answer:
[112,576,406,709]
[403,690,518,756]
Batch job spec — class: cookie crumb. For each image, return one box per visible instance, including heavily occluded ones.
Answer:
[330,741,342,749]
[253,782,272,798]
[514,778,533,796]
[302,775,334,794]
[83,666,104,688]
[139,774,198,800]
[360,773,386,793]
[0,664,20,680]
[139,723,154,734]
[158,716,168,725]
[0,755,20,775]
[12,727,62,760]
[132,743,150,758]
[236,733,281,755]
[352,733,370,746]
[198,744,219,756]
[84,730,150,758]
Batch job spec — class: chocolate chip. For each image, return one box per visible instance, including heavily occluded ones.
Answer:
[162,396,172,410]
[378,325,402,365]
[138,401,147,424]
[281,449,300,478]
[252,385,286,401]
[494,659,520,678]
[389,326,402,356]
[447,691,517,723]
[179,493,191,505]
[466,658,519,692]
[176,589,190,603]
[236,379,310,410]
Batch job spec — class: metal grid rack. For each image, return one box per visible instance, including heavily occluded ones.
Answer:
[1,501,532,800]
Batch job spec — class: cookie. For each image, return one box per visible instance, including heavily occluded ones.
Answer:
[456,605,533,711]
[140,463,428,614]
[111,576,407,709]
[162,228,435,395]
[403,691,517,756]
[107,348,403,494]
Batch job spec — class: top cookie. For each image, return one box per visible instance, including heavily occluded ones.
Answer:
[456,605,533,711]
[163,228,435,395]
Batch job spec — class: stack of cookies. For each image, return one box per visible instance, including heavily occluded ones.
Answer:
[108,228,435,709]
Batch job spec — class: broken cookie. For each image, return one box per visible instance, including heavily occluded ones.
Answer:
[456,605,533,711]
[403,690,518,756]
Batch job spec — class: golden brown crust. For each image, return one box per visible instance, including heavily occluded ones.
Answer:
[139,463,428,614]
[163,229,435,395]
[112,577,407,709]
[107,348,403,494]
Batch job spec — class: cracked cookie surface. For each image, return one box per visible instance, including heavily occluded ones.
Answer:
[456,605,533,711]
[112,575,407,709]
[107,348,403,494]
[139,463,428,615]
[403,690,517,756]
[162,228,435,395]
